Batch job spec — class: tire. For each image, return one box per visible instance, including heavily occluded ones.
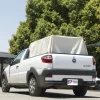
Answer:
[73,86,87,97]
[1,77,10,92]
[29,76,42,96]
[95,82,100,90]
[97,83,100,90]
[41,88,46,95]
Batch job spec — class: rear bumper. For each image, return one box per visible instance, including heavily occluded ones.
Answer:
[41,69,96,76]
[38,69,96,87]
[45,80,95,87]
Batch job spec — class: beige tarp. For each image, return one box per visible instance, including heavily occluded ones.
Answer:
[29,35,88,57]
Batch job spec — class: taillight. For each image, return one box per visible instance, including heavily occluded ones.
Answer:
[93,58,96,66]
[41,55,52,63]
[46,74,52,77]
[92,74,96,78]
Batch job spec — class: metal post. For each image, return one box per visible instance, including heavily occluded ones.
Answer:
[0,60,4,87]
[1,60,4,75]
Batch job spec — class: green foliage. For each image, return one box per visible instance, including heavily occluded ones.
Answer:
[9,0,100,75]
[9,22,30,54]
[30,18,59,41]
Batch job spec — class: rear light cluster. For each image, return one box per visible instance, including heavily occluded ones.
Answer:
[46,74,52,78]
[41,55,52,63]
[92,74,96,78]
[92,58,96,66]
[92,58,96,79]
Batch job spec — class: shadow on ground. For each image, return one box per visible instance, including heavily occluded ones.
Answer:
[9,91,100,99]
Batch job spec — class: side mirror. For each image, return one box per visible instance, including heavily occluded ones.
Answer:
[9,61,13,66]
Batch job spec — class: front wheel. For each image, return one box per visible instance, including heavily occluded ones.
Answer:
[73,86,87,97]
[29,76,42,96]
[1,77,10,92]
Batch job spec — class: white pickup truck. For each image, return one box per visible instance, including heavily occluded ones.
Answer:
[1,35,96,97]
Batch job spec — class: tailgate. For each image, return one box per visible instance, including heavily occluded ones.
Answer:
[52,54,94,71]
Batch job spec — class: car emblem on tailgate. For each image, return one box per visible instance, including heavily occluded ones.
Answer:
[72,57,76,63]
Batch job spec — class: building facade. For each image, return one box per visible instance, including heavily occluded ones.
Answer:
[0,52,15,86]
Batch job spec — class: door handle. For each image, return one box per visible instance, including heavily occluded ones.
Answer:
[72,57,76,63]
[16,66,19,68]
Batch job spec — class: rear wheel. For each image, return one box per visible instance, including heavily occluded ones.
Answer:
[29,76,42,96]
[1,77,10,92]
[95,82,100,90]
[73,86,87,97]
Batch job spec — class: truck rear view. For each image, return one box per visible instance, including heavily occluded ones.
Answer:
[29,35,96,96]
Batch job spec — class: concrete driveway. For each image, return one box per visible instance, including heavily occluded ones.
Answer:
[0,88,100,100]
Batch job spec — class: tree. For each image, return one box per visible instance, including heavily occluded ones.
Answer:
[9,0,100,76]
[9,22,30,54]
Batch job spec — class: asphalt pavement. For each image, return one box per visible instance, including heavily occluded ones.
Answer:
[0,88,100,100]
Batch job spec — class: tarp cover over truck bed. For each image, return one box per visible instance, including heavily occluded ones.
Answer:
[29,35,88,57]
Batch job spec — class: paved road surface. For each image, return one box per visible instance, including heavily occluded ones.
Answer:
[0,88,100,100]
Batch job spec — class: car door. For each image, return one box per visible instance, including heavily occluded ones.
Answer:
[9,50,25,84]
[18,49,30,83]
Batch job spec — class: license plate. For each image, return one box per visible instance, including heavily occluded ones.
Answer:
[67,79,78,85]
